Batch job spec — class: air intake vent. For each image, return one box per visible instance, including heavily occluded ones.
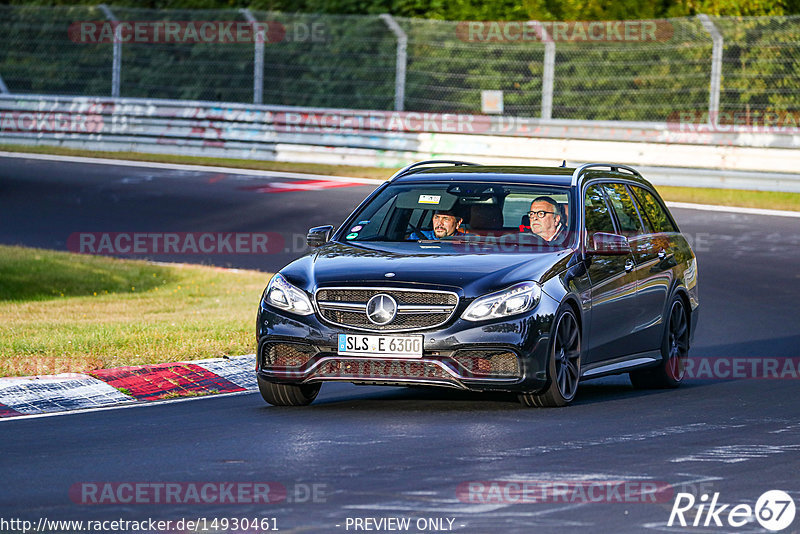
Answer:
[316,287,458,332]
[261,343,317,369]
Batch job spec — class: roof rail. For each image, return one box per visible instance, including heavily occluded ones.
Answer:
[389,160,479,182]
[570,163,641,187]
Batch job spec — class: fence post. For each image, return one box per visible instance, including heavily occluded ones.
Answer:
[530,21,555,120]
[380,14,407,112]
[698,14,722,126]
[0,74,9,94]
[98,4,121,98]
[240,9,264,105]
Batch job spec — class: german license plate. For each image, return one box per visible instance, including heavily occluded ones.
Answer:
[337,334,423,358]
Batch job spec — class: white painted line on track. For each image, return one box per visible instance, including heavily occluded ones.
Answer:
[0,388,256,423]
[0,373,132,415]
[190,354,257,390]
[666,201,800,218]
[2,150,798,218]
[0,355,262,422]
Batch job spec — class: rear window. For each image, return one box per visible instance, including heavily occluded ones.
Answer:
[603,183,647,236]
[631,186,678,233]
[584,184,616,247]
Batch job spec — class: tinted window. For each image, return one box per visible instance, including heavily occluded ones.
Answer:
[603,183,646,235]
[584,185,616,247]
[631,186,677,233]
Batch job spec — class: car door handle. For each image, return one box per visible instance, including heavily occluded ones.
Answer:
[624,259,634,272]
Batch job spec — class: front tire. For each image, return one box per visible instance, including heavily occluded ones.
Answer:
[630,296,689,389]
[519,308,581,407]
[257,376,321,406]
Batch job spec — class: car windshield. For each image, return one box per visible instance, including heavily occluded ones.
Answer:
[340,181,574,247]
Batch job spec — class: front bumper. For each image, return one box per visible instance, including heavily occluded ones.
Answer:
[256,294,560,393]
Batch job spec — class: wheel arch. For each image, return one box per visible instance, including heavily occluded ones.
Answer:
[561,294,583,330]
[557,294,584,354]
[668,282,693,348]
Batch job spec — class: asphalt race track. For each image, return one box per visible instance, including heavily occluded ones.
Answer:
[2,155,800,533]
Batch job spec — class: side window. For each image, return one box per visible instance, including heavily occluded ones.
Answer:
[603,183,646,236]
[584,185,616,247]
[356,198,394,240]
[631,186,677,233]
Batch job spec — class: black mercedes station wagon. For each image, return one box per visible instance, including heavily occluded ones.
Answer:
[256,161,699,407]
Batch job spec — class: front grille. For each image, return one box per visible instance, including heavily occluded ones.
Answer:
[310,359,450,381]
[324,310,452,330]
[315,287,458,332]
[317,289,454,306]
[261,342,317,369]
[451,350,521,378]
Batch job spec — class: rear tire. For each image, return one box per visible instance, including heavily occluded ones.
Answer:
[630,296,689,389]
[257,376,320,406]
[519,308,581,407]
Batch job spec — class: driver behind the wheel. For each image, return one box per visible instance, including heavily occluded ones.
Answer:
[410,210,466,239]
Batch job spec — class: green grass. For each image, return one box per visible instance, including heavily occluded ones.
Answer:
[0,245,270,377]
[657,185,800,212]
[2,144,798,211]
[0,247,176,301]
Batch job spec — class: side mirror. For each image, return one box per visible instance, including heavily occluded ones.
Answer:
[307,225,334,247]
[587,232,631,256]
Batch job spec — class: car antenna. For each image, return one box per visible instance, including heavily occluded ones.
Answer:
[560,160,566,167]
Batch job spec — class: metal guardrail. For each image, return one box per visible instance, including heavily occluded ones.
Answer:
[1,94,799,192]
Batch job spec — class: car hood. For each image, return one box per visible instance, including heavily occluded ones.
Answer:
[279,241,574,297]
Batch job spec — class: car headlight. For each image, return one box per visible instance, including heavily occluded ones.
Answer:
[462,282,542,322]
[262,273,314,316]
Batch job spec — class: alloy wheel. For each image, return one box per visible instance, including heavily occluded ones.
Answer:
[554,310,581,400]
[666,300,689,381]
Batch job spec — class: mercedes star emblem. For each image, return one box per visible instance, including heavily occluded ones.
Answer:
[366,294,397,325]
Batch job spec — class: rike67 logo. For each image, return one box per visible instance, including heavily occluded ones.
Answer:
[669,490,796,531]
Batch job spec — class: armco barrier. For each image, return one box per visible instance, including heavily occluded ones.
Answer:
[1,94,799,192]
